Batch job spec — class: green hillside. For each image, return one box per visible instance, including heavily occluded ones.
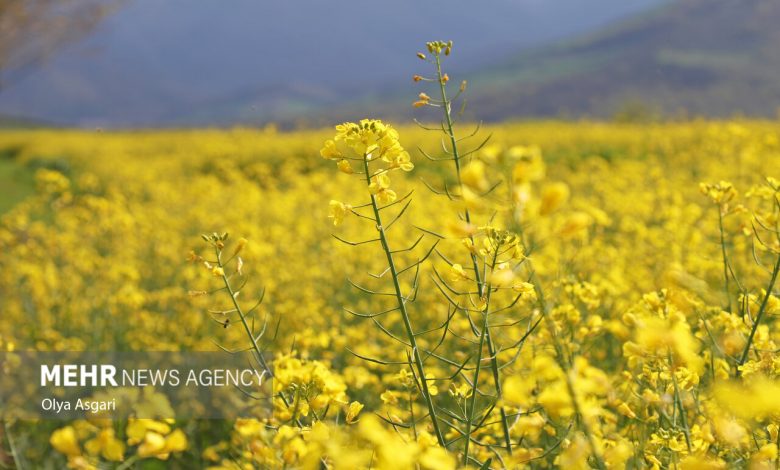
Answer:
[464,0,780,119]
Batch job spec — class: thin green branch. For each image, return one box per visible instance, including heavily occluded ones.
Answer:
[463,247,499,465]
[737,252,780,372]
[361,156,446,447]
[431,50,514,456]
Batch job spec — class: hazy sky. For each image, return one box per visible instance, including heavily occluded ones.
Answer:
[0,0,667,125]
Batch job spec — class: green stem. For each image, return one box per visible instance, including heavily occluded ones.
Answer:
[718,209,732,312]
[215,248,306,429]
[216,249,271,375]
[737,252,780,371]
[669,352,692,452]
[3,421,21,470]
[463,248,499,465]
[409,391,418,440]
[434,53,513,455]
[363,158,446,447]
[116,454,140,470]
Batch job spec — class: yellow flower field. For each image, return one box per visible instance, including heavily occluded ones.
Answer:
[0,115,778,468]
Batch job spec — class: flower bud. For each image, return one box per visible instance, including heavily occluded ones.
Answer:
[232,237,248,256]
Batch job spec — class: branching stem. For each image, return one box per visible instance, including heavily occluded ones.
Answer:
[463,247,499,464]
[433,52,514,456]
[738,252,780,371]
[362,157,446,447]
[216,248,271,376]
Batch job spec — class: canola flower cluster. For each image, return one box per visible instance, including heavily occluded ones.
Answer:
[1,43,780,469]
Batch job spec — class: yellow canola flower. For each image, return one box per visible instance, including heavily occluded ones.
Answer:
[679,455,727,470]
[617,402,637,419]
[357,415,456,470]
[232,237,248,256]
[445,220,478,238]
[538,381,574,419]
[556,433,590,470]
[368,173,397,204]
[752,444,779,466]
[393,151,414,171]
[699,180,737,205]
[603,440,633,469]
[512,414,546,441]
[11,119,780,469]
[84,428,125,462]
[448,263,468,282]
[503,374,535,408]
[509,145,545,183]
[559,211,593,239]
[333,119,401,159]
[328,200,352,226]
[714,377,780,420]
[540,182,570,215]
[345,400,364,423]
[51,426,81,456]
[489,264,516,288]
[337,159,354,174]
[35,168,71,194]
[320,139,341,160]
[635,316,705,375]
[513,281,537,300]
[460,160,489,191]
[137,429,187,460]
[126,419,171,445]
[368,173,391,193]
[380,390,399,406]
[234,418,264,438]
[449,382,472,399]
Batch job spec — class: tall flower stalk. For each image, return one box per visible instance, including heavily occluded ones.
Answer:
[415,41,608,468]
[414,40,515,459]
[321,119,445,446]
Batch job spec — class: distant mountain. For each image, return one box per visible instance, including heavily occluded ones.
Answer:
[0,0,665,127]
[459,0,780,120]
[9,0,774,126]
